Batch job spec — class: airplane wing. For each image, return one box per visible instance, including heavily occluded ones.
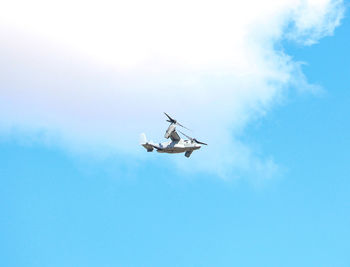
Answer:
[151,144,165,151]
[170,130,180,142]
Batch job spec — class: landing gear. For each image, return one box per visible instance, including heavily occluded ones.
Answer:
[185,151,193,158]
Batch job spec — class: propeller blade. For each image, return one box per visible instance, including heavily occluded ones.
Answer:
[176,122,190,130]
[179,131,207,145]
[194,139,207,145]
[164,112,190,130]
[179,130,193,141]
[164,112,176,123]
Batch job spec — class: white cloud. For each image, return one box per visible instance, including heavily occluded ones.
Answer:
[286,0,344,45]
[0,0,344,178]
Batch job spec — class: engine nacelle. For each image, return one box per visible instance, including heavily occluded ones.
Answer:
[164,124,176,139]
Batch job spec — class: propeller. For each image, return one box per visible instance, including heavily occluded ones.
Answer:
[164,112,190,130]
[179,131,207,145]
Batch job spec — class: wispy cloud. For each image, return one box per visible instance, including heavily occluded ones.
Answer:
[0,0,344,178]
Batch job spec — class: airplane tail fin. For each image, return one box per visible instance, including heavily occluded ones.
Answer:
[140,133,154,152]
[139,133,147,144]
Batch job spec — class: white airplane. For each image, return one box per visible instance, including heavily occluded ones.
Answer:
[140,112,207,158]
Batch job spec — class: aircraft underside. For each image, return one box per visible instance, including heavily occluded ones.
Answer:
[156,147,197,153]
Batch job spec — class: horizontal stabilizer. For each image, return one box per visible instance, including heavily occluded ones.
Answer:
[140,133,154,152]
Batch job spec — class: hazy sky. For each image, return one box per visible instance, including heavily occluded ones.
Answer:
[1,0,350,266]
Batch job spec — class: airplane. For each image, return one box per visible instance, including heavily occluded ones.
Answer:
[140,112,207,158]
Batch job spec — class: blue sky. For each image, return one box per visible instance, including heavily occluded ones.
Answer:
[1,1,350,266]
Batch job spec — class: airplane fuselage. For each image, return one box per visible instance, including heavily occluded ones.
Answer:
[155,139,202,153]
[141,138,202,157]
